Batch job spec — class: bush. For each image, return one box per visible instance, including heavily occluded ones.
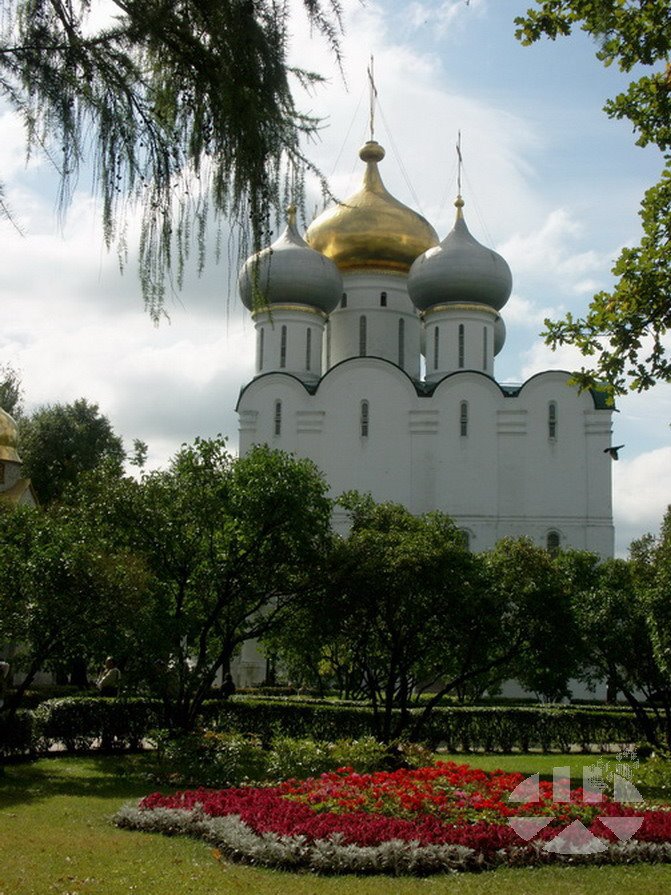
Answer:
[149,732,427,787]
[634,754,671,796]
[206,698,377,744]
[422,706,648,752]
[266,736,393,780]
[0,709,37,759]
[151,730,268,787]
[35,697,163,752]
[2,695,659,760]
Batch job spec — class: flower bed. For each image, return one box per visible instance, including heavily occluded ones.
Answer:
[115,761,671,874]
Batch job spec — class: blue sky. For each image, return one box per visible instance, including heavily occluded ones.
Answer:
[0,0,669,554]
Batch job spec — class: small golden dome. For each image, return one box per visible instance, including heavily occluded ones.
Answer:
[0,407,20,463]
[306,141,439,274]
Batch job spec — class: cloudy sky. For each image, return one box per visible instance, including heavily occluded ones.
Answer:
[1,0,669,555]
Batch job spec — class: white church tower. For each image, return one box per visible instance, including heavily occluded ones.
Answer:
[236,139,614,558]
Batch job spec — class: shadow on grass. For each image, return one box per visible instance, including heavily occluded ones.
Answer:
[0,753,161,809]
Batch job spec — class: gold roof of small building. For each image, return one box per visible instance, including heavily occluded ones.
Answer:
[0,407,20,463]
[0,478,36,505]
[306,141,439,274]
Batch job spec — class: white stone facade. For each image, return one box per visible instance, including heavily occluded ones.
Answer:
[238,355,613,557]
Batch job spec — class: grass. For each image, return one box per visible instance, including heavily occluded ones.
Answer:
[2,752,671,895]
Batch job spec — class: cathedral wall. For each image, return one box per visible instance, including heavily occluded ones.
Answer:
[428,373,500,520]
[238,364,614,559]
[316,359,418,507]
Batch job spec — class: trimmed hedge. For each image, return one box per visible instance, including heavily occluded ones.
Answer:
[423,706,645,752]
[210,699,650,752]
[0,696,658,761]
[34,697,163,752]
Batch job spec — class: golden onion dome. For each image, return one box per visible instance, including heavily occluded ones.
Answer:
[305,141,439,274]
[0,407,21,463]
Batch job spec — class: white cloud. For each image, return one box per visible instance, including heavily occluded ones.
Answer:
[503,293,559,329]
[500,209,608,284]
[614,448,671,555]
[517,341,596,382]
[407,0,484,36]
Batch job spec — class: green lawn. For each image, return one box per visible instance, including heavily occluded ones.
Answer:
[2,753,671,895]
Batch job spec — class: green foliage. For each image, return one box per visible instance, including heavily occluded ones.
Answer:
[151,730,430,788]
[0,0,342,315]
[266,735,393,781]
[567,511,671,752]
[634,754,671,796]
[0,363,23,418]
[270,495,487,741]
[0,709,36,758]
[211,697,377,745]
[0,694,657,762]
[485,539,584,702]
[0,503,151,710]
[34,696,163,752]
[151,729,268,787]
[424,705,646,753]
[18,398,125,504]
[516,1,671,395]
[270,498,589,742]
[70,438,333,732]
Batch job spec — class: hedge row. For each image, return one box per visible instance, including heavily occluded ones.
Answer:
[213,700,649,752]
[0,697,656,760]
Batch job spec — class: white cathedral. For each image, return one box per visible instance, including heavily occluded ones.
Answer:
[235,139,615,564]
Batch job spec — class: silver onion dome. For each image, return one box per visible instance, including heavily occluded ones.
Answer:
[238,205,343,314]
[408,198,512,312]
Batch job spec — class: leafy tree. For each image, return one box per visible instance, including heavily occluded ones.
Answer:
[73,438,333,731]
[277,496,579,742]
[325,497,487,742]
[516,1,671,396]
[486,539,584,703]
[0,0,341,316]
[631,506,671,749]
[0,363,23,418]
[0,502,149,713]
[18,398,125,504]
[569,553,671,748]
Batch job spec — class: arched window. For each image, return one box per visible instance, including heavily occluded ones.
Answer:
[258,327,264,372]
[280,325,287,369]
[306,327,312,371]
[546,530,560,554]
[458,324,465,368]
[360,400,369,437]
[359,315,367,356]
[482,326,488,370]
[548,401,557,440]
[341,292,347,308]
[274,400,282,436]
[398,318,405,368]
[326,321,331,368]
[433,326,440,370]
[460,400,468,437]
[380,291,387,307]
